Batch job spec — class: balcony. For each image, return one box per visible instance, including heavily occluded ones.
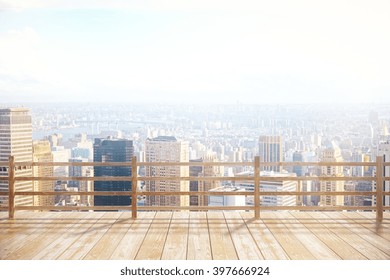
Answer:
[0,156,389,260]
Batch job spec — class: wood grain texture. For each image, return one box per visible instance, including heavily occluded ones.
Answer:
[0,211,389,260]
[187,212,212,260]
[241,212,289,260]
[135,212,172,260]
[207,212,238,260]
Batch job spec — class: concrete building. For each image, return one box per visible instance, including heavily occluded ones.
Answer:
[32,140,54,207]
[145,136,189,208]
[259,135,283,172]
[51,146,71,178]
[208,186,246,210]
[319,144,344,206]
[236,171,297,207]
[0,108,33,208]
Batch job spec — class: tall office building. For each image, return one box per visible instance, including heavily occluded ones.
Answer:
[377,141,390,207]
[93,138,133,207]
[0,108,33,207]
[259,135,283,172]
[319,144,344,206]
[145,136,189,208]
[32,140,54,207]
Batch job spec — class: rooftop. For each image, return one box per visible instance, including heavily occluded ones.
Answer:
[0,156,389,260]
[1,211,389,260]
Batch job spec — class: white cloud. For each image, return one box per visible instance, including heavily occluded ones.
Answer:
[1,1,389,103]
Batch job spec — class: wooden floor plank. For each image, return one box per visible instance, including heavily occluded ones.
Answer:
[4,212,79,260]
[161,212,189,260]
[241,212,289,260]
[56,212,121,260]
[354,212,390,223]
[187,212,212,260]
[207,212,238,260]
[224,212,264,260]
[33,212,106,260]
[1,211,389,260]
[339,212,390,242]
[110,212,156,260]
[83,212,134,260]
[277,212,341,260]
[260,212,315,260]
[307,212,389,260]
[323,212,390,257]
[290,212,367,260]
[135,212,172,260]
[0,212,58,258]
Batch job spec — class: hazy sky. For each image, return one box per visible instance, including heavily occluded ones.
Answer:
[1,0,389,104]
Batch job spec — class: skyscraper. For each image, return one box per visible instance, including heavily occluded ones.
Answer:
[145,136,189,208]
[0,108,33,207]
[319,144,344,206]
[32,140,54,207]
[259,135,283,172]
[93,138,134,207]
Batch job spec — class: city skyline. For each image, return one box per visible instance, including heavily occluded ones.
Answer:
[0,102,387,210]
[1,0,390,104]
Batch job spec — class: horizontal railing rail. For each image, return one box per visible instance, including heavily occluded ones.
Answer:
[0,156,389,221]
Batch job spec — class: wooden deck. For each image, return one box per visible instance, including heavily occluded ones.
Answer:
[0,211,389,260]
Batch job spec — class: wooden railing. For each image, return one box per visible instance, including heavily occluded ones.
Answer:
[0,156,389,221]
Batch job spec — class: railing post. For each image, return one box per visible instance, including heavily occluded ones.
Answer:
[8,156,15,219]
[297,180,302,206]
[376,156,384,222]
[254,156,260,219]
[131,156,138,219]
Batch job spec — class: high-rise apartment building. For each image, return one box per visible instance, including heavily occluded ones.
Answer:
[145,136,189,208]
[0,108,33,207]
[319,145,344,206]
[259,135,283,172]
[32,140,54,207]
[93,138,133,207]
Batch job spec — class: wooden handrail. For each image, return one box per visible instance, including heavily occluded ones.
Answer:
[12,161,383,167]
[0,156,388,220]
[254,156,260,218]
[8,156,15,219]
[376,156,384,222]
[131,156,137,219]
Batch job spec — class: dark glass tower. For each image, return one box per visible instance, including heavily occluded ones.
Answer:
[93,138,134,207]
